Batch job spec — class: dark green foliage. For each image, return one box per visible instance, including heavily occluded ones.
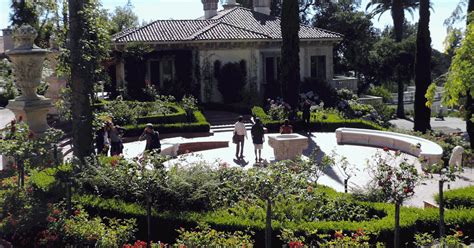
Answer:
[214,60,247,103]
[122,111,210,136]
[108,1,139,35]
[312,0,378,76]
[368,86,393,103]
[435,186,474,209]
[300,78,338,107]
[280,0,300,108]
[252,106,385,132]
[414,0,432,132]
[10,0,38,28]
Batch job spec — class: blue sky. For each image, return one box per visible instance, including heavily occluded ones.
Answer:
[0,0,465,51]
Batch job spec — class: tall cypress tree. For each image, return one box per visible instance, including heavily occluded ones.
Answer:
[280,0,300,110]
[414,0,431,132]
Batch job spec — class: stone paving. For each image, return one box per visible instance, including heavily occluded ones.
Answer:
[124,131,474,208]
[390,117,467,132]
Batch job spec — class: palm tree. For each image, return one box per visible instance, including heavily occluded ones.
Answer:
[413,0,431,132]
[366,0,420,118]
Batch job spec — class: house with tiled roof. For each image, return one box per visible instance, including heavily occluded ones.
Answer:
[111,0,348,102]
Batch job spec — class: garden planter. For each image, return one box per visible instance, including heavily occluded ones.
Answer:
[268,133,308,161]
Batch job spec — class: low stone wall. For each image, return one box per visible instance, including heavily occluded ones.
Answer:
[358,95,383,105]
[177,141,229,155]
[336,127,443,164]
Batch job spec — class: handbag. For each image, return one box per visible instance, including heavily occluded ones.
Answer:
[232,132,238,144]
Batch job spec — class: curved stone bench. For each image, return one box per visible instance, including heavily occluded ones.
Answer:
[335,128,443,164]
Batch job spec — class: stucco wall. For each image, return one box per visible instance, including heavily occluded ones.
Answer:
[199,48,255,103]
[198,42,336,103]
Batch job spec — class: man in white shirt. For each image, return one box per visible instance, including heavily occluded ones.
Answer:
[233,116,247,159]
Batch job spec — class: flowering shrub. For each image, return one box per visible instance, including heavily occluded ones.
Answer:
[40,205,136,247]
[175,225,254,247]
[0,121,63,187]
[266,98,291,121]
[368,150,421,204]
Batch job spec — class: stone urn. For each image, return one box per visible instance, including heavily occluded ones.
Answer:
[6,25,52,135]
[268,133,309,161]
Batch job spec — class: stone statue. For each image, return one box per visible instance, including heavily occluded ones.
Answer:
[449,145,464,168]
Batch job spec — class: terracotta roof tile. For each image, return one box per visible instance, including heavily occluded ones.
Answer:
[112,7,342,43]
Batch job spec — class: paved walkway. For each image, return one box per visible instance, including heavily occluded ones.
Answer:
[390,117,467,132]
[124,131,474,208]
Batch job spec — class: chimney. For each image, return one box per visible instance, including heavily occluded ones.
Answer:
[253,0,271,15]
[202,0,219,19]
[223,0,238,10]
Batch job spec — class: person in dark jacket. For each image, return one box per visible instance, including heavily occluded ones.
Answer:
[106,121,124,156]
[139,123,161,153]
[302,100,311,133]
[251,118,265,162]
[95,123,109,155]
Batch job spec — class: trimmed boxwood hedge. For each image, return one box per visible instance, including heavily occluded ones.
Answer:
[122,110,210,136]
[136,105,187,124]
[252,106,384,132]
[435,185,474,209]
[76,192,474,246]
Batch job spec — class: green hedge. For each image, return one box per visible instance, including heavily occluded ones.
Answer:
[252,106,384,132]
[76,192,474,246]
[136,105,187,124]
[122,110,210,136]
[435,185,474,209]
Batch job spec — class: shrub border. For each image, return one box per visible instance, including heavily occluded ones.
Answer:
[251,106,384,132]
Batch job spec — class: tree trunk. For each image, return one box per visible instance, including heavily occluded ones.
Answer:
[467,0,474,149]
[68,0,94,161]
[392,0,406,118]
[414,0,432,133]
[394,203,401,248]
[467,93,474,149]
[439,180,445,238]
[396,71,405,118]
[147,195,151,248]
[265,198,272,248]
[280,0,300,109]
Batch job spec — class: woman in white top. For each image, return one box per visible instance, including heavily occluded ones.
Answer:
[233,116,247,159]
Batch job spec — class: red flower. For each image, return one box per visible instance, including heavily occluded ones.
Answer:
[18,116,23,122]
[74,209,81,216]
[52,209,61,215]
[289,241,304,248]
[47,216,57,222]
[26,187,33,193]
[457,230,463,237]
[383,147,389,152]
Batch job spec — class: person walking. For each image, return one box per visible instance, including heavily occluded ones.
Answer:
[251,117,265,163]
[302,100,311,133]
[233,116,247,159]
[139,123,161,153]
[280,119,293,134]
[95,123,109,155]
[107,121,124,156]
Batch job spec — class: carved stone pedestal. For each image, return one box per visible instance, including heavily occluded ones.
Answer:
[268,134,309,161]
[7,98,52,134]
